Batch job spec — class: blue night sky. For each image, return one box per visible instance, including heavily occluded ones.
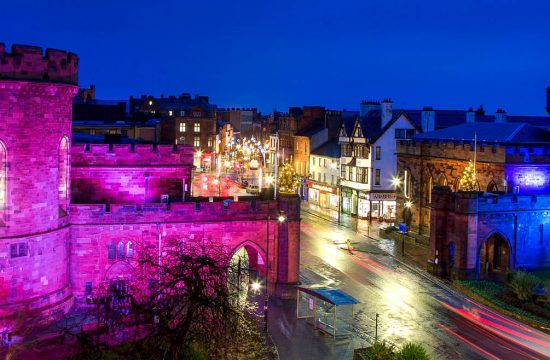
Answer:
[2,0,550,115]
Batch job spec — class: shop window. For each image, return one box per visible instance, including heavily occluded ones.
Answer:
[117,241,125,258]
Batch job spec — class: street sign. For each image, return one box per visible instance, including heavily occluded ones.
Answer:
[398,223,407,233]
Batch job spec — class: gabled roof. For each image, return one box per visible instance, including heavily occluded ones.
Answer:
[413,122,550,144]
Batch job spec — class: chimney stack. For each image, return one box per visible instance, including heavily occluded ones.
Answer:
[359,100,380,117]
[466,107,475,123]
[495,108,507,123]
[421,106,435,133]
[381,99,393,128]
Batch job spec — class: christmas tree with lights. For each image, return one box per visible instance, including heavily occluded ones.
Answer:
[458,160,477,191]
[277,163,299,194]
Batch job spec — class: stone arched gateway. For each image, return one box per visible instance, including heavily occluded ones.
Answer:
[70,195,301,302]
[478,231,512,279]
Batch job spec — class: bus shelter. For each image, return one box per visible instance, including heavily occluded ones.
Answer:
[296,286,359,338]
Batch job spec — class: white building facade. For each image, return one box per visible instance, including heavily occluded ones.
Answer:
[339,100,418,220]
[308,140,341,211]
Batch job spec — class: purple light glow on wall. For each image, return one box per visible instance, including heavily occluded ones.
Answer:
[505,165,550,194]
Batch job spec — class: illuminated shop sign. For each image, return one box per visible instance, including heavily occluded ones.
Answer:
[309,182,336,193]
[371,192,396,201]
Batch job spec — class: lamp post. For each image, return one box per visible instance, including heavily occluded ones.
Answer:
[213,177,221,197]
[264,202,285,332]
[86,294,112,349]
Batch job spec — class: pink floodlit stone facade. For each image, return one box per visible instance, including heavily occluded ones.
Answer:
[0,44,300,332]
[0,44,78,327]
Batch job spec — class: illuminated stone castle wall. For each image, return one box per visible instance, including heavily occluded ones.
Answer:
[396,140,550,237]
[71,144,194,203]
[0,44,79,325]
[431,187,550,279]
[0,44,300,332]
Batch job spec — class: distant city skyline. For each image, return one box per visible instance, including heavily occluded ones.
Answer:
[2,0,550,115]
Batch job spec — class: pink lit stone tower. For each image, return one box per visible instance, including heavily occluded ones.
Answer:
[0,44,79,329]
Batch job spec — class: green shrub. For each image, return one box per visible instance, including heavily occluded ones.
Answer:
[396,342,430,360]
[361,341,396,360]
[509,270,540,301]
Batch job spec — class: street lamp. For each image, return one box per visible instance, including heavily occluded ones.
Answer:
[265,204,285,332]
[86,294,112,348]
[212,177,221,197]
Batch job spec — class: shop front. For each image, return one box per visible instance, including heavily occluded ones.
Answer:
[358,192,370,219]
[369,192,396,222]
[341,187,358,216]
[307,181,338,210]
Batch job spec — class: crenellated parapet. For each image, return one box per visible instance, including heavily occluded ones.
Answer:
[71,144,195,166]
[0,43,78,85]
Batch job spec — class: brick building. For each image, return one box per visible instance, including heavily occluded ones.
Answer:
[396,121,550,278]
[0,44,300,334]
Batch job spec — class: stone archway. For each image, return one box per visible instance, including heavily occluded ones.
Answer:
[479,233,511,279]
[227,241,267,306]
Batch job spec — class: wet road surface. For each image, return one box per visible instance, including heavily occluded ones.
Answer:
[282,211,550,360]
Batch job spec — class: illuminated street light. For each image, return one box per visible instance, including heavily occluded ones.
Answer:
[251,281,262,293]
[404,200,413,208]
[278,213,286,223]
[265,175,274,185]
[391,176,402,188]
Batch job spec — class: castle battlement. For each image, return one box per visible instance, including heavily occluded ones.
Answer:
[0,43,78,85]
[432,187,550,214]
[69,199,295,225]
[71,144,195,166]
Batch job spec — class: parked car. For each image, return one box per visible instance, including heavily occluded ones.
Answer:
[246,184,259,194]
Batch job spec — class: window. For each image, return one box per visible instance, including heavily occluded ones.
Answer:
[395,128,415,139]
[180,110,185,116]
[375,169,381,185]
[194,136,200,148]
[169,110,173,116]
[108,241,115,259]
[85,282,93,295]
[194,123,200,132]
[126,241,134,258]
[331,175,335,185]
[207,136,213,147]
[117,242,125,258]
[323,159,327,168]
[179,122,186,133]
[59,137,69,212]
[10,243,27,258]
[375,146,381,160]
[323,173,326,183]
[312,157,316,166]
[193,111,202,117]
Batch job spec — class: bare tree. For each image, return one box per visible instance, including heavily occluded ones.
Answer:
[62,238,274,360]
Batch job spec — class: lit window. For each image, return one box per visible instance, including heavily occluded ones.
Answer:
[126,241,134,258]
[207,136,213,147]
[194,136,200,148]
[375,169,381,185]
[117,242,125,258]
[194,123,200,132]
[148,100,153,105]
[169,110,173,116]
[179,122,186,133]
[375,146,381,160]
